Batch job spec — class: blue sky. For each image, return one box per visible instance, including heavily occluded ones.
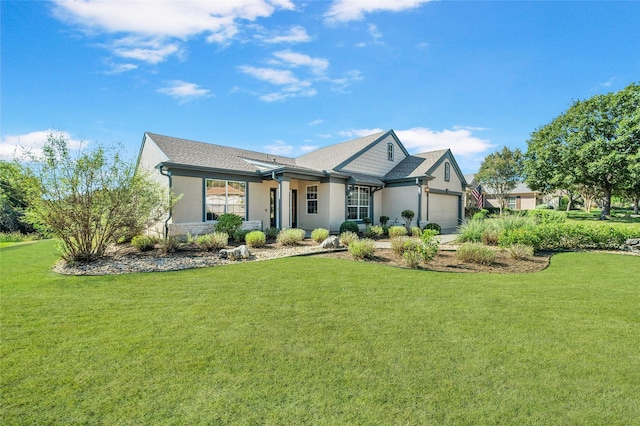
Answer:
[2,0,639,173]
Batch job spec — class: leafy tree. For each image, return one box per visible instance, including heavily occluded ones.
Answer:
[525,82,640,218]
[23,133,174,261]
[476,146,524,214]
[0,160,37,233]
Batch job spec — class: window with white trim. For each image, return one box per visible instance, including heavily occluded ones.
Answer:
[507,196,517,210]
[444,162,451,181]
[347,186,370,220]
[205,179,246,220]
[306,185,318,214]
[387,143,394,161]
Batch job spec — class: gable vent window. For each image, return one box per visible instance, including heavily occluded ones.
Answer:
[387,143,394,161]
[444,162,451,182]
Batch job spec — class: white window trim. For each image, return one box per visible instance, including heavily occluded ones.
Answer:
[306,185,318,215]
[347,186,371,221]
[205,179,246,220]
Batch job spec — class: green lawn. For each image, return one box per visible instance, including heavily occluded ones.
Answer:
[2,240,639,424]
[567,208,640,226]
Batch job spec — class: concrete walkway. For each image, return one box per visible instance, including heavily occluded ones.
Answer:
[375,233,458,249]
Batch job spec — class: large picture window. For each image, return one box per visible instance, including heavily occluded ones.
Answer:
[306,185,318,214]
[205,179,246,220]
[347,186,370,220]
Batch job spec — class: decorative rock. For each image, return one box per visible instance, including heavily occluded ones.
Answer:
[321,236,341,249]
[623,238,640,252]
[219,245,252,260]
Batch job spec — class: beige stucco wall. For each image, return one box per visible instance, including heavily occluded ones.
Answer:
[248,181,278,229]
[380,186,421,226]
[342,134,407,176]
[137,136,171,235]
[172,176,203,223]
[428,160,464,193]
[328,182,346,232]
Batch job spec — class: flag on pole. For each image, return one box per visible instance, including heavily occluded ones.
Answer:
[472,185,483,207]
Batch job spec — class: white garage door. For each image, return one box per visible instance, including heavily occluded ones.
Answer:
[428,193,459,232]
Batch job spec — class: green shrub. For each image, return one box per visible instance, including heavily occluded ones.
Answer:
[498,228,542,250]
[418,230,439,262]
[339,231,359,247]
[505,244,534,260]
[492,215,536,232]
[528,209,567,224]
[131,235,158,251]
[364,225,385,239]
[410,226,422,237]
[348,238,377,260]
[245,231,266,248]
[339,220,360,234]
[264,227,279,239]
[473,209,490,221]
[402,250,422,269]
[276,228,306,246]
[0,232,41,243]
[391,236,420,256]
[362,217,372,226]
[160,236,180,254]
[215,213,243,236]
[424,223,441,234]
[401,209,415,227]
[379,215,389,226]
[535,204,553,210]
[457,219,487,243]
[233,229,251,243]
[310,228,330,243]
[388,225,408,239]
[481,229,500,246]
[196,232,228,251]
[456,243,496,265]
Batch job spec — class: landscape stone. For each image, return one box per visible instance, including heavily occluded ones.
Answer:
[321,236,341,249]
[219,245,252,260]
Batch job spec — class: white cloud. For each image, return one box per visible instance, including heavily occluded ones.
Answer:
[272,50,329,75]
[157,80,212,101]
[308,119,323,126]
[103,63,138,74]
[0,130,84,161]
[265,140,293,155]
[239,66,301,85]
[300,145,319,152]
[256,25,311,43]
[324,0,432,24]
[52,0,295,63]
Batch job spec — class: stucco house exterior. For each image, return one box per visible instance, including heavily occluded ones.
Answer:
[137,130,467,236]
[464,174,543,210]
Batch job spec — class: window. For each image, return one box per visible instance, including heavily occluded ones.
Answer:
[205,179,246,220]
[347,186,370,220]
[306,185,318,214]
[508,196,517,210]
[444,162,450,181]
[387,142,394,161]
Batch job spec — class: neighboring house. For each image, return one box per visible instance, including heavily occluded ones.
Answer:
[137,130,467,236]
[464,174,543,210]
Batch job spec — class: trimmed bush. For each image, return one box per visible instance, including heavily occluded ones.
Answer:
[339,231,359,247]
[131,235,158,252]
[362,217,372,226]
[310,228,330,243]
[535,204,553,210]
[196,232,228,251]
[379,215,389,226]
[527,209,567,224]
[276,228,306,246]
[364,225,385,239]
[233,229,251,243]
[401,209,415,227]
[388,225,408,239]
[339,220,360,234]
[402,250,421,269]
[245,230,266,248]
[348,238,377,260]
[457,219,487,243]
[457,243,496,265]
[410,226,422,237]
[264,227,279,239]
[215,213,243,237]
[424,222,441,234]
[505,244,534,260]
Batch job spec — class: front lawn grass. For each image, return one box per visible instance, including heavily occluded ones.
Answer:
[2,240,639,424]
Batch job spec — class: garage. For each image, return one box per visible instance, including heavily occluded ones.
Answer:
[428,193,460,232]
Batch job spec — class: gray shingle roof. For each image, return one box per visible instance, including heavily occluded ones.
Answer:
[385,149,449,180]
[296,131,388,172]
[146,132,297,173]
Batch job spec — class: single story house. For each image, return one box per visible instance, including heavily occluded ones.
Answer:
[464,174,543,210]
[137,130,467,236]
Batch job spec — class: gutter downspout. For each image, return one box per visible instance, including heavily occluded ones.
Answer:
[158,165,172,239]
[416,178,422,228]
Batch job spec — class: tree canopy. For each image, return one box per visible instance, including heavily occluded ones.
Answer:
[475,146,524,214]
[525,82,640,217]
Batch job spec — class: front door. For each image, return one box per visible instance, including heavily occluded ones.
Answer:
[270,187,277,228]
[291,189,298,228]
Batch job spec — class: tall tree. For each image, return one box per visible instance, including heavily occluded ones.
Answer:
[0,160,37,233]
[23,133,175,261]
[525,82,640,217]
[476,146,524,214]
